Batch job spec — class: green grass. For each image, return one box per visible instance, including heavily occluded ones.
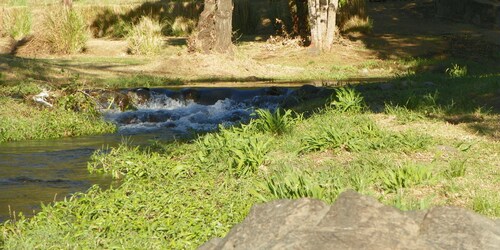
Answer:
[0,97,116,143]
[1,6,32,40]
[0,81,116,143]
[2,79,499,248]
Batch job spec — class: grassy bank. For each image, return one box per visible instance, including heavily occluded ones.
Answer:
[2,75,498,248]
[0,81,116,143]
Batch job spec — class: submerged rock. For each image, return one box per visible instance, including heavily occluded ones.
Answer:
[200,190,500,250]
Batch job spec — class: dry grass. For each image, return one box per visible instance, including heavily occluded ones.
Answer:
[126,16,164,55]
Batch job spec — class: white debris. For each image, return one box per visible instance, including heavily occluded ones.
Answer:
[32,89,53,107]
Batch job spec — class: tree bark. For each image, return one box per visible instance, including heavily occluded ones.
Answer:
[61,0,72,8]
[188,0,234,54]
[308,0,338,51]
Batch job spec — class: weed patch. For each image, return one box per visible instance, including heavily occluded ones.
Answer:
[126,16,164,55]
[1,7,32,40]
[252,109,300,135]
[40,6,89,54]
[195,125,271,178]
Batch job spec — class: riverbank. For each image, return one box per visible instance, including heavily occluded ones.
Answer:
[1,0,499,248]
[1,76,499,248]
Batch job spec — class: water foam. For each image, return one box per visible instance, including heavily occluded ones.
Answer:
[104,88,289,135]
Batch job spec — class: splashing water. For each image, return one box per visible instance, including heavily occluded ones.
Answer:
[104,88,292,135]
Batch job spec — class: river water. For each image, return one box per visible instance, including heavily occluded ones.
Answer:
[0,87,294,222]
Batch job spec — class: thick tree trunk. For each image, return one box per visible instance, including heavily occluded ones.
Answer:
[188,0,234,54]
[289,0,310,43]
[308,0,338,51]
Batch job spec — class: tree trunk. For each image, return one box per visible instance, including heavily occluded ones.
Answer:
[288,0,310,44]
[308,0,338,51]
[188,0,234,54]
[61,0,72,8]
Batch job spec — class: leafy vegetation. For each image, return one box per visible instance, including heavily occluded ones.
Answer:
[1,0,500,248]
[252,108,300,135]
[2,80,499,248]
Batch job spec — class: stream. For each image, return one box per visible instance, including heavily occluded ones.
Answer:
[0,87,299,222]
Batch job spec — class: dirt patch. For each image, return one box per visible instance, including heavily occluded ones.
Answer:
[84,39,129,56]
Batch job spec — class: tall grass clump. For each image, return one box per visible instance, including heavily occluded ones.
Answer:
[41,6,89,54]
[126,16,164,55]
[169,16,196,36]
[329,87,365,113]
[1,7,32,40]
[378,163,435,192]
[256,167,345,203]
[341,16,373,33]
[252,109,300,135]
[195,126,271,178]
[446,63,468,78]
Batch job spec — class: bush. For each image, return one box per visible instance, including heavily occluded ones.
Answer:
[126,16,164,55]
[1,7,32,40]
[41,6,89,54]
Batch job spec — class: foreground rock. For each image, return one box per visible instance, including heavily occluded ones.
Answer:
[200,190,500,249]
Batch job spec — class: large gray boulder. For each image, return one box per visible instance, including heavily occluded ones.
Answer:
[200,190,500,250]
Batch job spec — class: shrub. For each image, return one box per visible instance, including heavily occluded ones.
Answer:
[126,16,164,55]
[41,6,89,54]
[1,7,32,40]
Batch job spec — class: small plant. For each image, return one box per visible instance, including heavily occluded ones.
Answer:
[252,109,299,135]
[1,7,32,40]
[41,6,89,54]
[472,194,500,217]
[301,115,383,153]
[262,169,324,200]
[444,159,467,178]
[342,16,373,34]
[384,104,425,123]
[446,63,468,78]
[195,126,271,178]
[126,16,164,55]
[379,164,435,192]
[329,87,365,113]
[391,191,433,211]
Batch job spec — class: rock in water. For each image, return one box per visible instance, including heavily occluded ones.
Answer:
[200,190,500,249]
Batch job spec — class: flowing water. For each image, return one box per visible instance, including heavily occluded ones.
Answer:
[0,87,294,222]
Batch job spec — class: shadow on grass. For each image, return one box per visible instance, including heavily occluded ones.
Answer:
[89,1,202,39]
[350,71,500,140]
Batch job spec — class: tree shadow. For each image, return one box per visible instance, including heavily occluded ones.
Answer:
[90,0,202,38]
